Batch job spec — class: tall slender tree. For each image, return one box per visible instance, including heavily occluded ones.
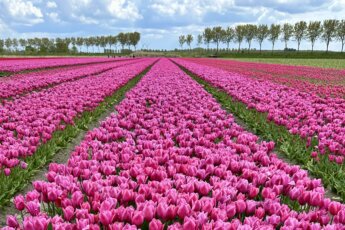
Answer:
[99,36,106,52]
[234,25,246,52]
[212,27,225,53]
[281,23,294,49]
[322,19,339,52]
[269,24,281,52]
[294,21,307,51]
[19,39,27,51]
[256,24,269,52]
[186,34,193,50]
[117,32,127,51]
[244,24,257,51]
[179,35,186,49]
[112,36,119,53]
[222,27,235,50]
[337,20,345,52]
[203,28,213,50]
[85,37,91,53]
[197,34,203,47]
[12,38,19,52]
[0,39,4,52]
[129,32,140,50]
[76,37,84,53]
[307,21,322,52]
[5,38,12,51]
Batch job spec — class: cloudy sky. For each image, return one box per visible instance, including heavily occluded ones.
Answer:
[1,0,345,51]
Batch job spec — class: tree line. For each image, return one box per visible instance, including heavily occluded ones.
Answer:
[179,19,345,53]
[0,32,141,54]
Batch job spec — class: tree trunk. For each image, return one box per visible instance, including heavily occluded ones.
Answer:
[342,41,344,52]
[227,43,229,50]
[238,42,240,53]
[297,41,300,52]
[312,42,314,52]
[248,42,251,53]
[272,42,274,52]
[285,41,287,49]
[260,43,262,53]
[326,41,329,52]
[216,42,219,54]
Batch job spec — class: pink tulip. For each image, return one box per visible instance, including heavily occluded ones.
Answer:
[143,203,155,221]
[14,195,25,211]
[4,168,11,176]
[72,191,84,207]
[26,201,40,216]
[329,202,342,216]
[177,203,191,219]
[183,217,196,230]
[6,215,19,228]
[132,211,144,226]
[149,218,164,230]
[100,210,114,226]
[63,206,75,221]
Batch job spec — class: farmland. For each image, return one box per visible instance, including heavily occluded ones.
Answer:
[227,58,345,69]
[0,56,345,229]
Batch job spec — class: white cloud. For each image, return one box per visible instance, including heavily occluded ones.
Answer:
[0,19,16,38]
[107,0,142,21]
[150,0,235,18]
[47,12,61,23]
[46,1,57,8]
[2,0,43,25]
[72,14,99,24]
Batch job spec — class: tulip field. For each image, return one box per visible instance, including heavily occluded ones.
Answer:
[1,57,345,229]
[0,57,128,73]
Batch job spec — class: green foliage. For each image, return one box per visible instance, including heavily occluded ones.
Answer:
[307,21,323,51]
[179,35,186,49]
[281,23,294,49]
[226,58,345,69]
[322,19,339,52]
[268,24,281,51]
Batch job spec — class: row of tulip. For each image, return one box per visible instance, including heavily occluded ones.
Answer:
[0,57,127,73]
[0,59,156,208]
[0,59,156,178]
[172,58,345,199]
[0,59,142,100]
[174,58,345,160]
[3,59,345,229]
[186,58,345,98]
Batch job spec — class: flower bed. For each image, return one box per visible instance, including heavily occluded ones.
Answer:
[3,59,345,229]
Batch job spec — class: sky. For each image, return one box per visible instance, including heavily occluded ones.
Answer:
[1,0,345,51]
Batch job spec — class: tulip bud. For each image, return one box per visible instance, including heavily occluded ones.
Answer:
[63,206,75,221]
[100,210,114,226]
[6,215,19,228]
[329,201,342,216]
[183,217,196,230]
[14,195,25,211]
[177,203,191,219]
[26,201,40,216]
[4,168,11,176]
[149,218,164,230]
[132,211,144,226]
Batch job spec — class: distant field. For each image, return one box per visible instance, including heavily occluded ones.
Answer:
[228,58,345,69]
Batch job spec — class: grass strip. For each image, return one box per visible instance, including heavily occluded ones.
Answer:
[0,72,10,77]
[0,62,155,209]
[176,62,345,202]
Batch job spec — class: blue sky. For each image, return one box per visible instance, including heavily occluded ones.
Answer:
[1,0,345,51]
